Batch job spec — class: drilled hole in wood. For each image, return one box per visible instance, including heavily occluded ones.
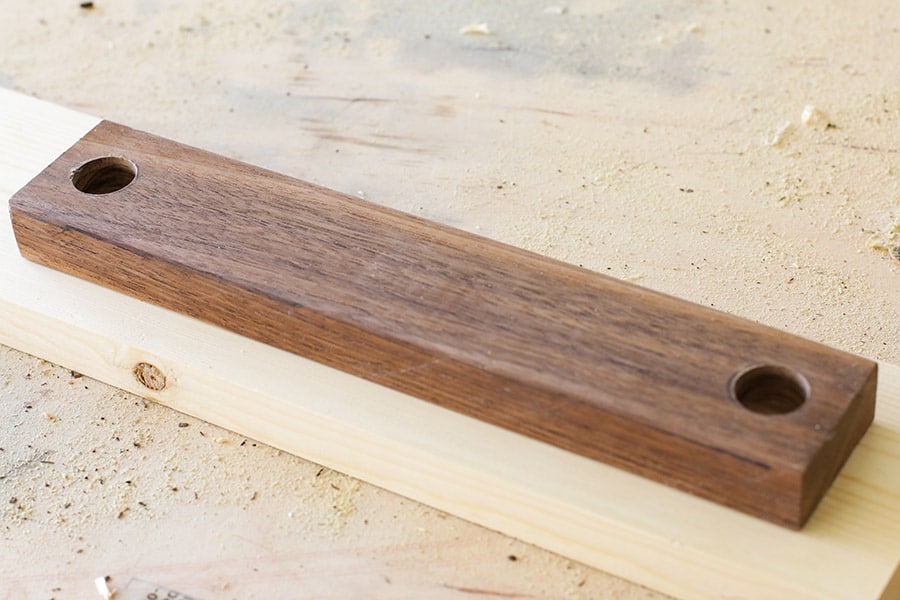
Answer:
[730,365,809,415]
[133,362,166,391]
[70,156,137,194]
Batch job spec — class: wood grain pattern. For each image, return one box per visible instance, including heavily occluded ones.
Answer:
[9,120,878,528]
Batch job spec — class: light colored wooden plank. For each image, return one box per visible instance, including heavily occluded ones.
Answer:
[1,88,898,600]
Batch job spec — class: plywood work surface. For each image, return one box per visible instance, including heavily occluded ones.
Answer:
[1,1,899,599]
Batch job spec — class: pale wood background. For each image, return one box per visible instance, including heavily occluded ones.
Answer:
[1,1,899,598]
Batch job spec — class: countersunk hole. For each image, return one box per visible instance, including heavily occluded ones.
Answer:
[71,156,137,194]
[730,365,809,415]
[133,362,166,391]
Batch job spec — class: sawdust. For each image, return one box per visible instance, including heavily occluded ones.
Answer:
[290,467,362,536]
[865,210,900,259]
[0,346,366,591]
[2,346,660,599]
[1,347,298,533]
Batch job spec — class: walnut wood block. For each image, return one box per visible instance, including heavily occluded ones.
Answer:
[8,120,877,528]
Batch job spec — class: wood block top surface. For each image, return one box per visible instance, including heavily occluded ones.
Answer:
[8,120,877,528]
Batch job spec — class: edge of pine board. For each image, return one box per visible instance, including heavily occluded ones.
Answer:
[1,88,898,600]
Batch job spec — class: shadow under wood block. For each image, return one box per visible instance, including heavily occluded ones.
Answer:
[8,120,877,529]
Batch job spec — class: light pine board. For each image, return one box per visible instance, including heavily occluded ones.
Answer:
[0,89,898,600]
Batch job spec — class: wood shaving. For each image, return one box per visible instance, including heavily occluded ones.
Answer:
[865,210,900,257]
[766,121,793,146]
[94,576,117,600]
[459,23,491,35]
[800,105,827,127]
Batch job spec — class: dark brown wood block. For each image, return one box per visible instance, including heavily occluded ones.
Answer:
[8,120,877,528]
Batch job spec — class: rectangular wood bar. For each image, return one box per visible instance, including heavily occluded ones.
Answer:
[9,120,877,528]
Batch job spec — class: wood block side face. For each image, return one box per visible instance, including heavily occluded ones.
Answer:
[8,120,878,528]
[801,364,879,521]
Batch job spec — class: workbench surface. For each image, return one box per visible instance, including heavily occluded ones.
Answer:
[2,1,899,598]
